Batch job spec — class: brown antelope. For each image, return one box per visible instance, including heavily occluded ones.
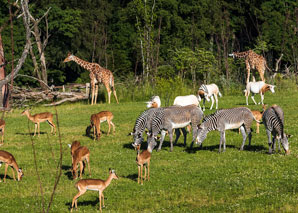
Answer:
[0,150,23,182]
[90,111,115,141]
[72,146,91,179]
[135,144,152,185]
[21,109,56,136]
[0,119,5,145]
[68,141,81,165]
[70,169,118,212]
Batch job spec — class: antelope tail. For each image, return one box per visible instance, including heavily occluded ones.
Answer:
[218,91,222,97]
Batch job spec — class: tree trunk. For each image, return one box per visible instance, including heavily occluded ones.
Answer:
[0,34,9,108]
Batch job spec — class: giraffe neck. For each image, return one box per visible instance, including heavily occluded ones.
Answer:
[71,56,94,72]
[233,50,251,58]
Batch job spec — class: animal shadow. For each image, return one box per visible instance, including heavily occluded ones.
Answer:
[15,132,46,136]
[124,174,138,182]
[243,144,267,152]
[62,165,73,180]
[0,174,13,180]
[123,142,147,150]
[185,144,237,153]
[65,198,99,210]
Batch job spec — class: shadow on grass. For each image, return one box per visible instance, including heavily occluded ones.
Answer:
[0,174,14,180]
[65,198,100,210]
[185,143,267,153]
[122,142,147,150]
[123,174,138,182]
[15,132,46,136]
[62,165,73,180]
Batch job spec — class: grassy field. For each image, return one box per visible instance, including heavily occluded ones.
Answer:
[0,86,298,213]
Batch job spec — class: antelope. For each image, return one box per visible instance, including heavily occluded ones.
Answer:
[135,142,154,185]
[0,119,5,145]
[197,83,222,111]
[90,111,115,141]
[0,150,23,182]
[244,81,275,105]
[68,141,81,165]
[72,146,91,179]
[70,169,119,212]
[21,109,56,136]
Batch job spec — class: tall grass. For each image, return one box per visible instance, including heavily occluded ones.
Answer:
[0,79,297,212]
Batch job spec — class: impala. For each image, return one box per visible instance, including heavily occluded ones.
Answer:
[70,169,118,212]
[21,109,56,136]
[72,146,91,179]
[0,150,23,182]
[90,111,115,140]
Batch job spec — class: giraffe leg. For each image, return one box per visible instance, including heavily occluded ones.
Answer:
[94,84,98,105]
[104,83,112,104]
[113,88,119,104]
[91,83,95,105]
[245,60,251,84]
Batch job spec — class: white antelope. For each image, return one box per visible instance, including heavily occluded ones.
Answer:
[197,83,222,111]
[90,111,115,140]
[135,144,152,185]
[244,81,275,105]
[146,95,161,108]
[21,109,56,136]
[0,150,23,182]
[173,94,201,109]
[70,169,118,212]
[0,119,5,145]
[72,146,91,179]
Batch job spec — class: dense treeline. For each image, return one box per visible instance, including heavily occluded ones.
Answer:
[0,0,297,95]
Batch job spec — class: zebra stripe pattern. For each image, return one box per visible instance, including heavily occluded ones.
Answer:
[131,108,163,147]
[196,107,254,152]
[262,105,290,154]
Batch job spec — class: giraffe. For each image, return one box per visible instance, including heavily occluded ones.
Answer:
[229,50,270,84]
[63,53,119,104]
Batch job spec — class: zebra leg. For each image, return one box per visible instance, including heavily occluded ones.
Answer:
[174,129,181,145]
[169,130,174,152]
[239,126,247,150]
[266,130,273,154]
[219,131,225,153]
[272,136,276,152]
[157,130,167,151]
[210,96,215,110]
[181,128,187,146]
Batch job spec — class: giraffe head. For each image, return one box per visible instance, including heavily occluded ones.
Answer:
[63,53,74,63]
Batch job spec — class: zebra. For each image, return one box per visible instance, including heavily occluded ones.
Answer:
[197,83,222,111]
[196,107,257,153]
[147,105,204,152]
[262,105,291,154]
[130,107,164,148]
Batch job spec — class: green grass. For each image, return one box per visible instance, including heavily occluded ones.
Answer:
[0,87,298,213]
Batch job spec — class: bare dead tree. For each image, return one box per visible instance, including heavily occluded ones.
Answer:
[29,7,51,90]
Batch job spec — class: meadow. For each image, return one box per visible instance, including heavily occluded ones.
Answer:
[0,83,298,213]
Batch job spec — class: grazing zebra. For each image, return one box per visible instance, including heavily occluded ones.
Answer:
[262,105,291,154]
[130,108,164,147]
[196,107,256,152]
[197,83,222,111]
[147,105,204,152]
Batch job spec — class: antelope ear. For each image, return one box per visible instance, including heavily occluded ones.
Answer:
[68,144,71,148]
[109,168,111,172]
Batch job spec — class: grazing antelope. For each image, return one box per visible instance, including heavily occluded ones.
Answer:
[72,146,91,179]
[90,111,115,141]
[0,150,23,182]
[70,169,118,212]
[197,83,222,111]
[0,119,5,145]
[21,109,56,136]
[68,141,81,165]
[245,81,275,105]
[135,141,155,185]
